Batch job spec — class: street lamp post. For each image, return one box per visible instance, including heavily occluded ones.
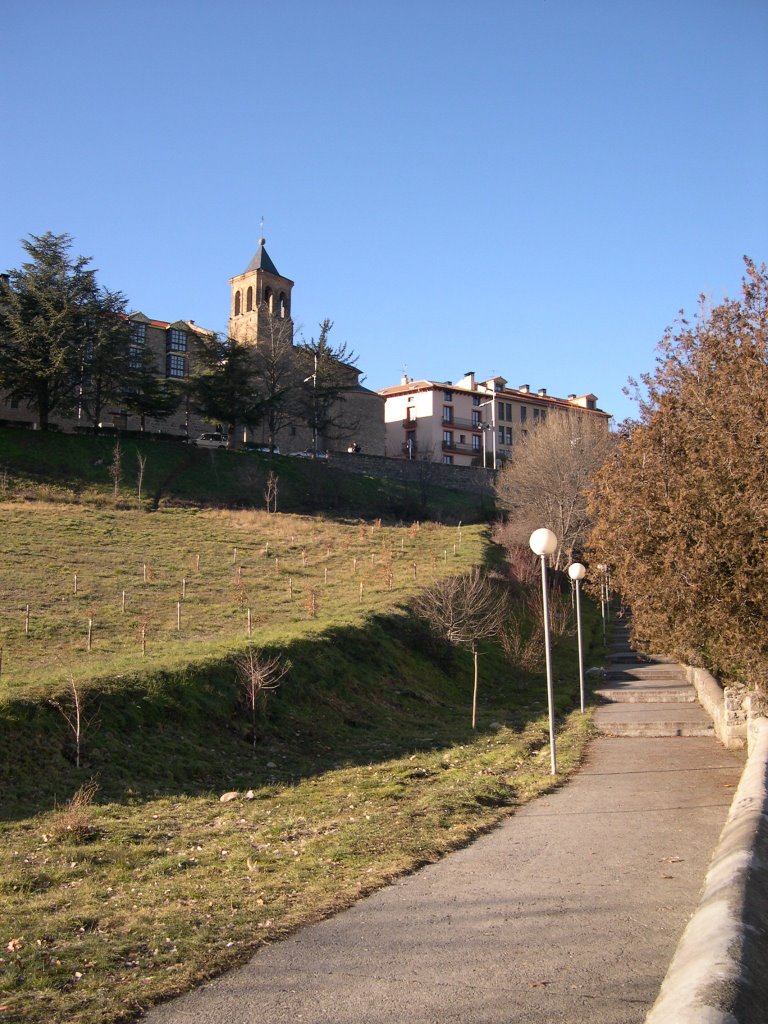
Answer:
[477,397,497,470]
[303,354,318,457]
[529,527,558,775]
[568,562,587,713]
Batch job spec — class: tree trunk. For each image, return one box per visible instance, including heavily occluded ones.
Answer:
[472,644,479,729]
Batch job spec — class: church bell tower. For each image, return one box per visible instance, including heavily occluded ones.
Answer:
[229,238,294,345]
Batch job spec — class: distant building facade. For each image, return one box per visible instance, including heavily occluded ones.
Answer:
[0,240,386,455]
[379,371,609,467]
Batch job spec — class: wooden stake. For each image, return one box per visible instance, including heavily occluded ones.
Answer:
[87,618,92,652]
[73,573,78,594]
[413,562,417,579]
[359,580,363,603]
[143,563,147,582]
[288,576,293,599]
[195,553,200,572]
[353,557,358,572]
[324,567,328,585]
[247,607,252,637]
[25,604,29,635]
[233,547,238,563]
[141,625,146,655]
[275,556,279,575]
[0,648,3,679]
[121,589,126,613]
[176,602,181,630]
[182,577,186,599]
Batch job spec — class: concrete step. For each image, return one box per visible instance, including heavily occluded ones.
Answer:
[595,687,696,704]
[593,702,715,738]
[604,667,688,684]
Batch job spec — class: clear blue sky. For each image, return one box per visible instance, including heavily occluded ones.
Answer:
[2,0,766,422]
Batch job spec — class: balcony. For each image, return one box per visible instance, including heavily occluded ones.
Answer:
[402,418,417,428]
[442,439,482,456]
[441,416,484,431]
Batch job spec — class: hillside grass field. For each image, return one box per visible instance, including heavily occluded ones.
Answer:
[0,426,493,522]
[0,437,605,1024]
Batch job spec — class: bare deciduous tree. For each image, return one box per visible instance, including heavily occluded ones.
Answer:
[264,470,278,513]
[48,673,94,768]
[414,570,507,728]
[109,439,122,499]
[136,449,147,506]
[495,411,615,568]
[236,647,291,749]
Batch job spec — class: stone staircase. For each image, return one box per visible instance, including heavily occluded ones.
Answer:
[593,620,714,738]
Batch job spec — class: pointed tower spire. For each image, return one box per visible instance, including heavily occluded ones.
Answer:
[229,239,294,346]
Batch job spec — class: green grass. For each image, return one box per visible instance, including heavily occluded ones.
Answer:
[0,503,486,698]
[0,447,606,1024]
[0,608,603,1024]
[0,427,492,522]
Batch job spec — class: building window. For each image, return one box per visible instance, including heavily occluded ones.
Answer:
[471,435,481,451]
[130,322,146,343]
[505,427,513,446]
[443,389,452,402]
[533,408,540,421]
[443,430,453,448]
[472,410,481,427]
[472,395,481,406]
[168,328,187,352]
[264,287,273,313]
[498,427,504,445]
[442,455,453,465]
[246,286,253,312]
[520,406,527,423]
[128,346,143,370]
[442,405,453,423]
[279,292,288,318]
[234,291,241,316]
[540,409,547,421]
[167,353,186,378]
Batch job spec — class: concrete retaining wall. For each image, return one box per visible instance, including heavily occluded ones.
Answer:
[645,716,768,1024]
[684,665,748,750]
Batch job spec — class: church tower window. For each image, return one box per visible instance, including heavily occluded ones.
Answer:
[264,287,273,314]
[234,291,241,316]
[246,286,253,312]
[279,292,288,318]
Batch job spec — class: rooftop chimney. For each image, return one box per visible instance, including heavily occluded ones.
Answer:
[567,393,576,400]
[538,387,547,397]
[519,384,530,394]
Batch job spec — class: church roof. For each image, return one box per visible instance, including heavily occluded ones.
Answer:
[244,238,280,276]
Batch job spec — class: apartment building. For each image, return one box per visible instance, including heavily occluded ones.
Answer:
[379,371,609,467]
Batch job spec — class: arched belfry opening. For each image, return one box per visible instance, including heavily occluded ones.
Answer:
[228,237,294,346]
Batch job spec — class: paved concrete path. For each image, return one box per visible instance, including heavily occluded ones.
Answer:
[145,631,745,1024]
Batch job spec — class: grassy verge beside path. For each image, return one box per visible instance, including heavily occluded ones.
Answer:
[0,708,595,1024]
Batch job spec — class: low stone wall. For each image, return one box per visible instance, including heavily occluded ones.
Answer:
[329,451,497,498]
[645,716,768,1024]
[684,665,748,750]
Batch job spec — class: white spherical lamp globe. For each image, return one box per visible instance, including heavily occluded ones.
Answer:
[529,528,558,557]
[568,562,587,582]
